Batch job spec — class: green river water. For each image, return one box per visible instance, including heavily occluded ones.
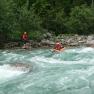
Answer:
[0,47,94,94]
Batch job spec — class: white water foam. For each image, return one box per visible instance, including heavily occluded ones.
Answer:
[30,55,94,66]
[65,47,94,53]
[0,64,26,81]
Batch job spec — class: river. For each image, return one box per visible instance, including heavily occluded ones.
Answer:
[0,47,94,94]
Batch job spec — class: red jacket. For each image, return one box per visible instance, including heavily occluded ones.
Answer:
[22,34,28,41]
[54,42,63,50]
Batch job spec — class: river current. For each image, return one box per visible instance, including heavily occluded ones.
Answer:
[0,47,94,94]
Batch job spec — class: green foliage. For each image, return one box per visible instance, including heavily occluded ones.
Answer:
[29,31,44,41]
[66,5,94,34]
[0,0,94,44]
[18,8,42,32]
[8,31,22,41]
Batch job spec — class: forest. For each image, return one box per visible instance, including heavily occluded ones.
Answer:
[0,0,94,42]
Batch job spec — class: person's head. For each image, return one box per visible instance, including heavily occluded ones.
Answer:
[24,32,27,34]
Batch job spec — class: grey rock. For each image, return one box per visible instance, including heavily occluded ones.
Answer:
[86,40,94,45]
[87,35,94,41]
[41,39,54,45]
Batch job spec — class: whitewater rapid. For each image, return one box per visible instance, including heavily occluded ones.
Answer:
[0,47,94,94]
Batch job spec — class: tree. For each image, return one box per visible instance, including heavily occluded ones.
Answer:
[66,5,94,34]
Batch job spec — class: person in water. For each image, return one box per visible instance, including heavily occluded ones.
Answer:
[21,32,29,49]
[53,40,64,52]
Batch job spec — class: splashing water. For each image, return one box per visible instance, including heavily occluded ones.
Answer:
[0,47,94,94]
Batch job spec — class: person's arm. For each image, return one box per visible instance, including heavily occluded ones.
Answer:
[60,43,64,48]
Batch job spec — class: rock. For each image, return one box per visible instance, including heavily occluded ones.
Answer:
[68,43,79,46]
[78,41,86,43]
[43,32,52,39]
[86,35,94,47]
[4,42,19,48]
[87,40,94,44]
[78,36,83,41]
[67,38,74,43]
[41,39,55,46]
[43,34,47,38]
[2,34,94,49]
[10,63,32,72]
[75,34,79,37]
[46,32,52,38]
[87,35,94,41]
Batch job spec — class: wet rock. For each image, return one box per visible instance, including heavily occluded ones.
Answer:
[2,34,94,49]
[10,63,32,72]
[87,40,94,44]
[86,35,94,47]
[41,39,55,47]
[43,32,53,39]
[68,43,79,46]
[87,35,94,41]
[67,38,74,43]
[4,42,19,48]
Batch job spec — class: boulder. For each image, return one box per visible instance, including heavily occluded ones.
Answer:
[41,39,55,46]
[43,32,53,39]
[86,35,94,46]
[4,42,19,48]
[87,40,94,44]
[68,43,79,46]
[10,63,32,72]
[87,35,94,40]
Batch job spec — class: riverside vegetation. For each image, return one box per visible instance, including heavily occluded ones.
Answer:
[0,0,94,48]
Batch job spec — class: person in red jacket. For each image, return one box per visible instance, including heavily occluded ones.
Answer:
[53,40,64,52]
[22,32,29,49]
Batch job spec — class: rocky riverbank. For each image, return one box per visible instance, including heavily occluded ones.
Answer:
[2,34,94,49]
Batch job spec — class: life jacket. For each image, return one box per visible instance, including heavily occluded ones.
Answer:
[22,34,28,41]
[54,42,63,50]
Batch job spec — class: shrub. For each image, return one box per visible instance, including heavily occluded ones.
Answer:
[65,5,94,34]
[29,31,44,41]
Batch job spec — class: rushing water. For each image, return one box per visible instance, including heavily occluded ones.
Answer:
[0,47,94,94]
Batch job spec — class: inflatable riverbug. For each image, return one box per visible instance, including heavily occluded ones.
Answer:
[51,48,65,53]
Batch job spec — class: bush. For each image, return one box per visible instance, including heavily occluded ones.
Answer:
[29,31,44,41]
[8,31,22,41]
[65,5,94,34]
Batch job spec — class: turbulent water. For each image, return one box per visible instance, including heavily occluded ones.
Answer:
[0,47,94,94]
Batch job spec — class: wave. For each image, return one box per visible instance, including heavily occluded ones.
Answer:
[0,64,31,82]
